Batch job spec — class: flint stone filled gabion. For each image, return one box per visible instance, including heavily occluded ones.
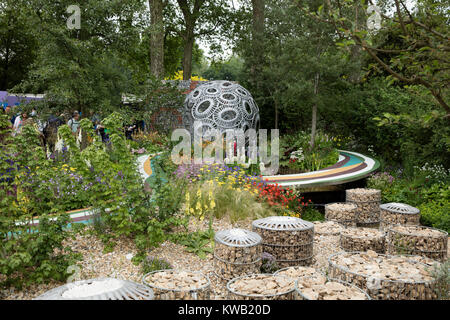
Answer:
[294,275,371,300]
[313,221,345,236]
[274,266,324,289]
[380,203,420,231]
[325,202,358,227]
[214,228,262,281]
[181,80,260,137]
[328,251,438,300]
[34,278,154,300]
[340,227,386,253]
[142,269,211,300]
[346,188,381,226]
[226,274,295,300]
[386,225,448,262]
[252,216,314,268]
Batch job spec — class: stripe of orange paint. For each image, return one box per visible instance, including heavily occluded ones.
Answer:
[267,163,361,181]
[143,156,153,176]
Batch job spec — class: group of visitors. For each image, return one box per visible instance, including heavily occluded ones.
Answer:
[2,105,41,137]
[63,111,111,143]
[3,106,142,152]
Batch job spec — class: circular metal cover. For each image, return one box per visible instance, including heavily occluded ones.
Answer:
[252,216,314,231]
[380,202,420,215]
[215,228,261,247]
[33,277,154,300]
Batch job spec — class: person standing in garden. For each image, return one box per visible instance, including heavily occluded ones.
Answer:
[12,111,29,136]
[68,111,81,135]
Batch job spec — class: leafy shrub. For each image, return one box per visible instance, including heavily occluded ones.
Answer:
[419,200,450,233]
[428,260,450,300]
[174,228,215,259]
[300,207,325,222]
[280,131,340,173]
[130,130,168,153]
[141,256,172,274]
[0,113,81,288]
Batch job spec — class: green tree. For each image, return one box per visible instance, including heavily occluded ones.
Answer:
[0,0,39,91]
[297,0,450,117]
[237,0,352,135]
[12,0,148,118]
[201,56,243,81]
[166,0,235,80]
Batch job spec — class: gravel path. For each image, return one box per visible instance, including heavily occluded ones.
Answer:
[1,219,448,300]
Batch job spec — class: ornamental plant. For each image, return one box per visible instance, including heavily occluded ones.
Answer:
[256,182,311,215]
[0,113,80,288]
[184,178,272,223]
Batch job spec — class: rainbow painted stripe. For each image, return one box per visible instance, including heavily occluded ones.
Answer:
[138,150,379,188]
[263,150,380,187]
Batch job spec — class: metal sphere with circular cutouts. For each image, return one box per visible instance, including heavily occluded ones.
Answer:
[182,80,260,137]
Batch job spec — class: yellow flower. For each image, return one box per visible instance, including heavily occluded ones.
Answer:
[70,167,76,172]
[210,200,216,210]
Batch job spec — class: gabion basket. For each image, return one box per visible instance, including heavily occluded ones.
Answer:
[324,202,358,227]
[33,278,154,300]
[142,269,211,300]
[386,225,448,262]
[294,276,372,300]
[380,203,420,231]
[313,221,345,236]
[214,228,262,281]
[340,227,386,253]
[328,252,438,300]
[226,273,294,300]
[252,216,314,267]
[346,188,381,225]
[274,266,325,286]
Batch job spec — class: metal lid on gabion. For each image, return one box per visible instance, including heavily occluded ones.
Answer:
[252,216,314,231]
[215,228,262,247]
[34,278,154,300]
[380,202,420,215]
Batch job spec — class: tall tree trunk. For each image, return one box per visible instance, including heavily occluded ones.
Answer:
[251,0,265,91]
[149,0,165,78]
[182,34,194,80]
[310,72,319,148]
[349,0,367,83]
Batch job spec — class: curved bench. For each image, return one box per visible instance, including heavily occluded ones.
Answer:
[138,150,379,188]
[263,150,380,187]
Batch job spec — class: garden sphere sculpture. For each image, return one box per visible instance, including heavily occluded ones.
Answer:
[181,80,260,137]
